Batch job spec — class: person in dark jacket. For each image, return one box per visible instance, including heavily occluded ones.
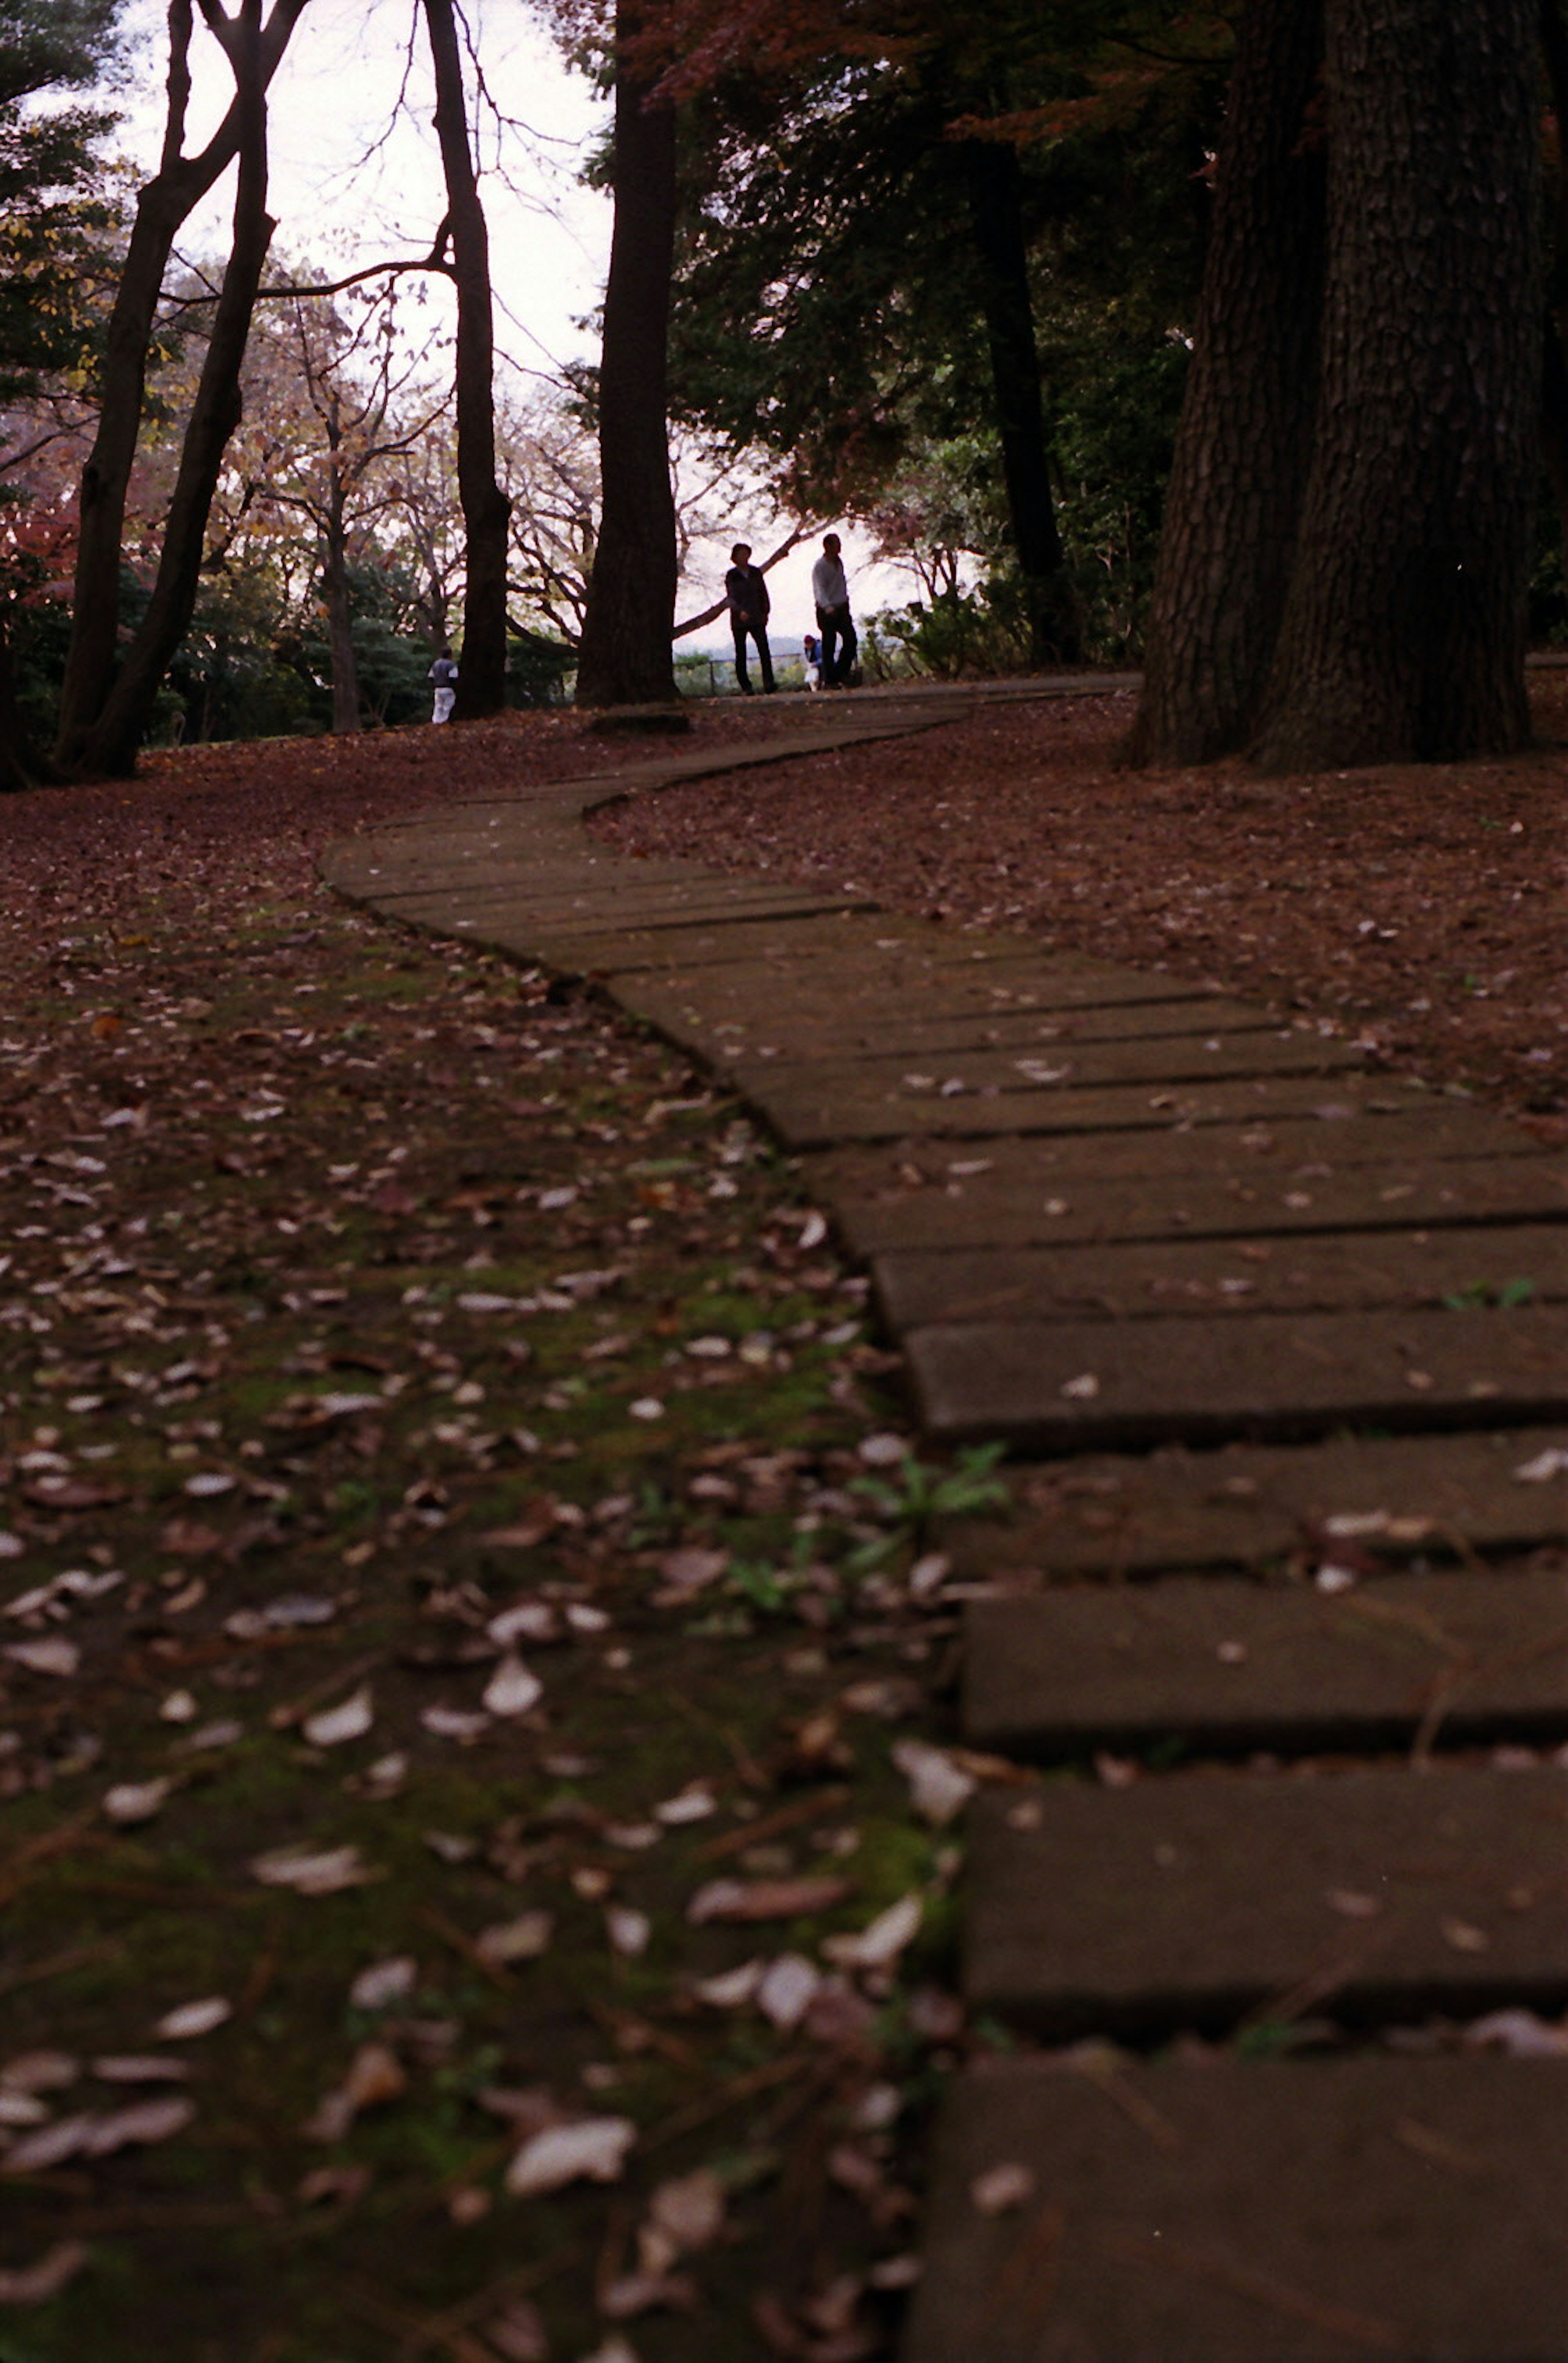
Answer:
[724,543,775,693]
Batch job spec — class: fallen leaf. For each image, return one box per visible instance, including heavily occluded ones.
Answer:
[823,1893,923,1971]
[249,1842,376,1895]
[503,2114,636,2197]
[606,1905,651,1958]
[102,1777,174,1826]
[82,2095,195,2155]
[303,1685,375,1748]
[304,2042,406,2141]
[755,1953,821,2031]
[154,1998,231,2041]
[4,1637,80,1678]
[475,1912,555,1967]
[971,2160,1035,2216]
[891,1739,976,1828]
[483,1652,543,1717]
[687,1876,853,1926]
[349,1956,418,2012]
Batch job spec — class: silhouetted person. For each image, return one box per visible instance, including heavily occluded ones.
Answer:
[724,543,775,694]
[811,533,856,687]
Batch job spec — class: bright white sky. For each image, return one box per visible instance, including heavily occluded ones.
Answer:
[109,0,911,646]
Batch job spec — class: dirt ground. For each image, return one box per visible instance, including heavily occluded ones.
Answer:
[1,675,1565,2362]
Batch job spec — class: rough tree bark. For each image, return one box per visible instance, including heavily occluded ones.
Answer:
[1123,0,1326,765]
[959,136,1081,667]
[71,0,279,779]
[1254,0,1540,770]
[424,0,510,718]
[53,0,308,773]
[574,2,679,708]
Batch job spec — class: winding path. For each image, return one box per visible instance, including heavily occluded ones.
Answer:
[322,684,1568,2363]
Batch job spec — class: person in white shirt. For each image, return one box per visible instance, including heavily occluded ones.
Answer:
[810,532,857,688]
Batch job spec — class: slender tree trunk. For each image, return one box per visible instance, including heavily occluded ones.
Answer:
[322,467,360,734]
[53,0,308,770]
[72,3,277,778]
[424,0,510,718]
[1125,0,1327,765]
[575,2,679,708]
[1255,0,1540,770]
[959,137,1080,666]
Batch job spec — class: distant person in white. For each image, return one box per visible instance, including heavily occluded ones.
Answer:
[811,532,857,688]
[428,645,459,723]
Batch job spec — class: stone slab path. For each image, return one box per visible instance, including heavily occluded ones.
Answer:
[320,686,1568,2363]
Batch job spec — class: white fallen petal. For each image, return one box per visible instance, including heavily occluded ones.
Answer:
[0,2092,49,2127]
[102,1778,174,1827]
[1462,2009,1568,2057]
[154,1998,231,2041]
[483,1652,543,1718]
[4,1637,80,1678]
[159,1689,198,1723]
[1513,1448,1568,1483]
[183,1472,236,1497]
[81,2096,195,2156]
[475,1912,554,1967]
[303,1685,375,1748]
[971,2159,1035,2216]
[645,2165,725,2257]
[755,1953,821,2031]
[606,1906,650,1959]
[1060,1373,1100,1401]
[823,1892,923,1972]
[692,1960,764,2009]
[249,1843,375,1895]
[487,1600,557,1646]
[503,2114,636,2197]
[90,2057,191,2085]
[0,2116,97,2175]
[891,1739,976,1828]
[350,1956,418,2012]
[420,1704,491,1742]
[653,1786,716,1826]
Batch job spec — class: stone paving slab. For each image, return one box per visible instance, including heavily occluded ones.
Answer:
[724,1029,1368,1102]
[902,2054,1568,2363]
[829,1147,1568,1258]
[738,1070,1432,1152]
[965,1764,1568,2036]
[874,1222,1568,1328]
[946,1426,1568,1577]
[964,1570,1568,1756]
[910,1303,1568,1450]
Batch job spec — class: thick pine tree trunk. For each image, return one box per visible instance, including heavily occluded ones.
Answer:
[53,0,308,773]
[574,5,679,709]
[1255,0,1540,771]
[424,0,510,719]
[1124,0,1326,766]
[959,138,1080,666]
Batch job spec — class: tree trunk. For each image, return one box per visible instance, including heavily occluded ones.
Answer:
[322,459,360,734]
[1255,0,1540,771]
[71,3,277,779]
[53,0,308,771]
[959,137,1080,666]
[574,3,679,708]
[424,0,510,719]
[1537,1,1568,563]
[1124,0,1327,766]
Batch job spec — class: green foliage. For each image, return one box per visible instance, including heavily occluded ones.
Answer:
[847,1442,1011,1564]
